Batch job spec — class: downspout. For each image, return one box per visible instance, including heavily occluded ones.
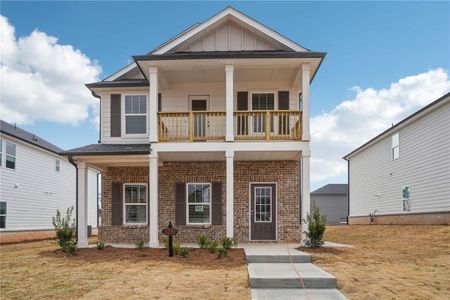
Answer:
[68,156,78,240]
[346,158,350,224]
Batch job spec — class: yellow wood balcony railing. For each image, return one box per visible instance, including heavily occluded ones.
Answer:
[158,110,302,142]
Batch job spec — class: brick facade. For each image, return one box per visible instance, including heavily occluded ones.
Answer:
[99,161,301,244]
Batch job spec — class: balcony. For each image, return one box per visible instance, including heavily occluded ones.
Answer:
[158,110,302,142]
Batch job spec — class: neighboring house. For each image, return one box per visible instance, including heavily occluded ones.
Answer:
[0,120,99,239]
[344,92,450,225]
[63,7,326,247]
[311,184,348,224]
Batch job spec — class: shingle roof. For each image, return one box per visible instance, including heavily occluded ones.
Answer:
[85,79,149,89]
[311,184,348,195]
[62,143,150,156]
[0,120,63,154]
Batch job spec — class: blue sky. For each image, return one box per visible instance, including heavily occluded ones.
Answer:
[2,1,450,189]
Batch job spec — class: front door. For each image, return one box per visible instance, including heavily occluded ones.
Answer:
[250,184,276,240]
[190,97,208,139]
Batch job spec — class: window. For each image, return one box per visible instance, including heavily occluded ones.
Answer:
[125,95,147,134]
[5,142,16,169]
[254,186,272,222]
[187,183,211,224]
[124,184,147,224]
[402,186,411,212]
[55,159,60,172]
[392,133,399,160]
[252,93,275,133]
[0,202,6,229]
[0,139,2,166]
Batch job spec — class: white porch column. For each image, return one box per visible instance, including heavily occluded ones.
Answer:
[301,64,310,141]
[226,150,234,238]
[301,150,311,246]
[225,65,234,142]
[149,151,159,247]
[149,67,159,142]
[77,162,89,248]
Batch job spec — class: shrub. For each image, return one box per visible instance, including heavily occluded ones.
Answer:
[207,240,219,253]
[303,206,326,248]
[220,237,237,250]
[160,236,169,249]
[135,240,145,250]
[52,207,77,253]
[96,241,105,250]
[173,241,181,255]
[179,247,189,258]
[196,234,210,249]
[217,246,228,258]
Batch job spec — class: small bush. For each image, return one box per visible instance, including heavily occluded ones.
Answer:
[207,240,219,253]
[179,247,189,257]
[52,207,77,253]
[217,246,228,258]
[303,206,326,248]
[220,237,237,250]
[196,234,210,249]
[173,241,181,255]
[135,240,145,250]
[160,236,169,249]
[96,241,105,250]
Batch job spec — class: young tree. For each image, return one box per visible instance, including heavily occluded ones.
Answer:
[303,206,326,248]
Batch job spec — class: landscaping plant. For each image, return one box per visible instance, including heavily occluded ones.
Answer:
[196,234,210,249]
[160,236,169,249]
[303,206,326,248]
[173,241,181,255]
[220,236,237,250]
[179,247,189,257]
[207,239,219,253]
[217,246,228,258]
[52,207,77,253]
[96,241,105,250]
[135,240,145,250]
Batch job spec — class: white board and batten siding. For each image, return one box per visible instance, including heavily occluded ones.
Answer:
[348,100,450,217]
[99,82,301,144]
[0,135,98,231]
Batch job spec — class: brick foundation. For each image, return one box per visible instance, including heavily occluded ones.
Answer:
[349,211,450,225]
[99,161,301,244]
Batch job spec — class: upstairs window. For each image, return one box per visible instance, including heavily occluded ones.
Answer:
[5,142,16,170]
[392,133,399,160]
[0,139,2,166]
[125,95,147,134]
[55,159,60,172]
[0,202,6,229]
[252,93,275,133]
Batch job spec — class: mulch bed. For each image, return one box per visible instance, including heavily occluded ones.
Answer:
[40,246,246,269]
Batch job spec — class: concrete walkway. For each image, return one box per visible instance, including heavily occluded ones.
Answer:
[243,244,347,300]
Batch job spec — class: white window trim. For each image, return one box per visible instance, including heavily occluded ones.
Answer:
[123,183,148,225]
[121,94,149,138]
[254,186,273,223]
[5,141,16,170]
[186,182,212,225]
[392,133,400,160]
[0,139,3,168]
[0,201,6,230]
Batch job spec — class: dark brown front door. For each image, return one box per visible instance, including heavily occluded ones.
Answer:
[250,184,276,240]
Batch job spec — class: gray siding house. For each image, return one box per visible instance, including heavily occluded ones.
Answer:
[311,184,348,224]
[344,93,450,225]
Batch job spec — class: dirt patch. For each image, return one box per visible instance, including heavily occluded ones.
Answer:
[40,247,246,269]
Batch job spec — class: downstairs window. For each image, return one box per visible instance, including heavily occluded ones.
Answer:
[187,183,211,225]
[124,184,147,224]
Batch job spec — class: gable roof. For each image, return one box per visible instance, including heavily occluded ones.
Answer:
[311,184,348,195]
[0,120,63,155]
[344,92,450,160]
[62,143,150,156]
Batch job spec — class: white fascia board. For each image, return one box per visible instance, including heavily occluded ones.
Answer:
[103,63,137,82]
[152,7,307,55]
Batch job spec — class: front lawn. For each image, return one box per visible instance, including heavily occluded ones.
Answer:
[0,240,250,299]
[304,225,450,299]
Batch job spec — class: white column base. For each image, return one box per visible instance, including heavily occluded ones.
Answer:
[78,241,89,248]
[148,241,160,248]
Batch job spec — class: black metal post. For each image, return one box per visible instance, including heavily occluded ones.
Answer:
[168,222,173,257]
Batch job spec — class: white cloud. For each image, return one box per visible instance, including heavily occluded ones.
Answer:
[311,68,450,183]
[0,15,101,126]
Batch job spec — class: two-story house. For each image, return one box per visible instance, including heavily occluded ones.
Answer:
[64,7,326,247]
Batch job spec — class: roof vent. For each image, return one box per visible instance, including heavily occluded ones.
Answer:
[32,134,38,141]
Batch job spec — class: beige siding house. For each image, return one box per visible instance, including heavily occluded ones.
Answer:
[64,7,326,247]
[344,93,450,225]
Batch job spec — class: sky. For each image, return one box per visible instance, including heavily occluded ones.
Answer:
[1,1,450,189]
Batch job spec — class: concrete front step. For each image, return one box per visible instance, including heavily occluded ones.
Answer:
[244,244,312,263]
[252,288,347,300]
[248,263,337,289]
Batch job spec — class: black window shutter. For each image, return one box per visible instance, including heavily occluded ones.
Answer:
[211,182,223,225]
[278,91,290,135]
[175,183,186,225]
[236,92,248,136]
[111,182,123,225]
[158,93,162,112]
[111,94,121,137]
[278,91,290,110]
